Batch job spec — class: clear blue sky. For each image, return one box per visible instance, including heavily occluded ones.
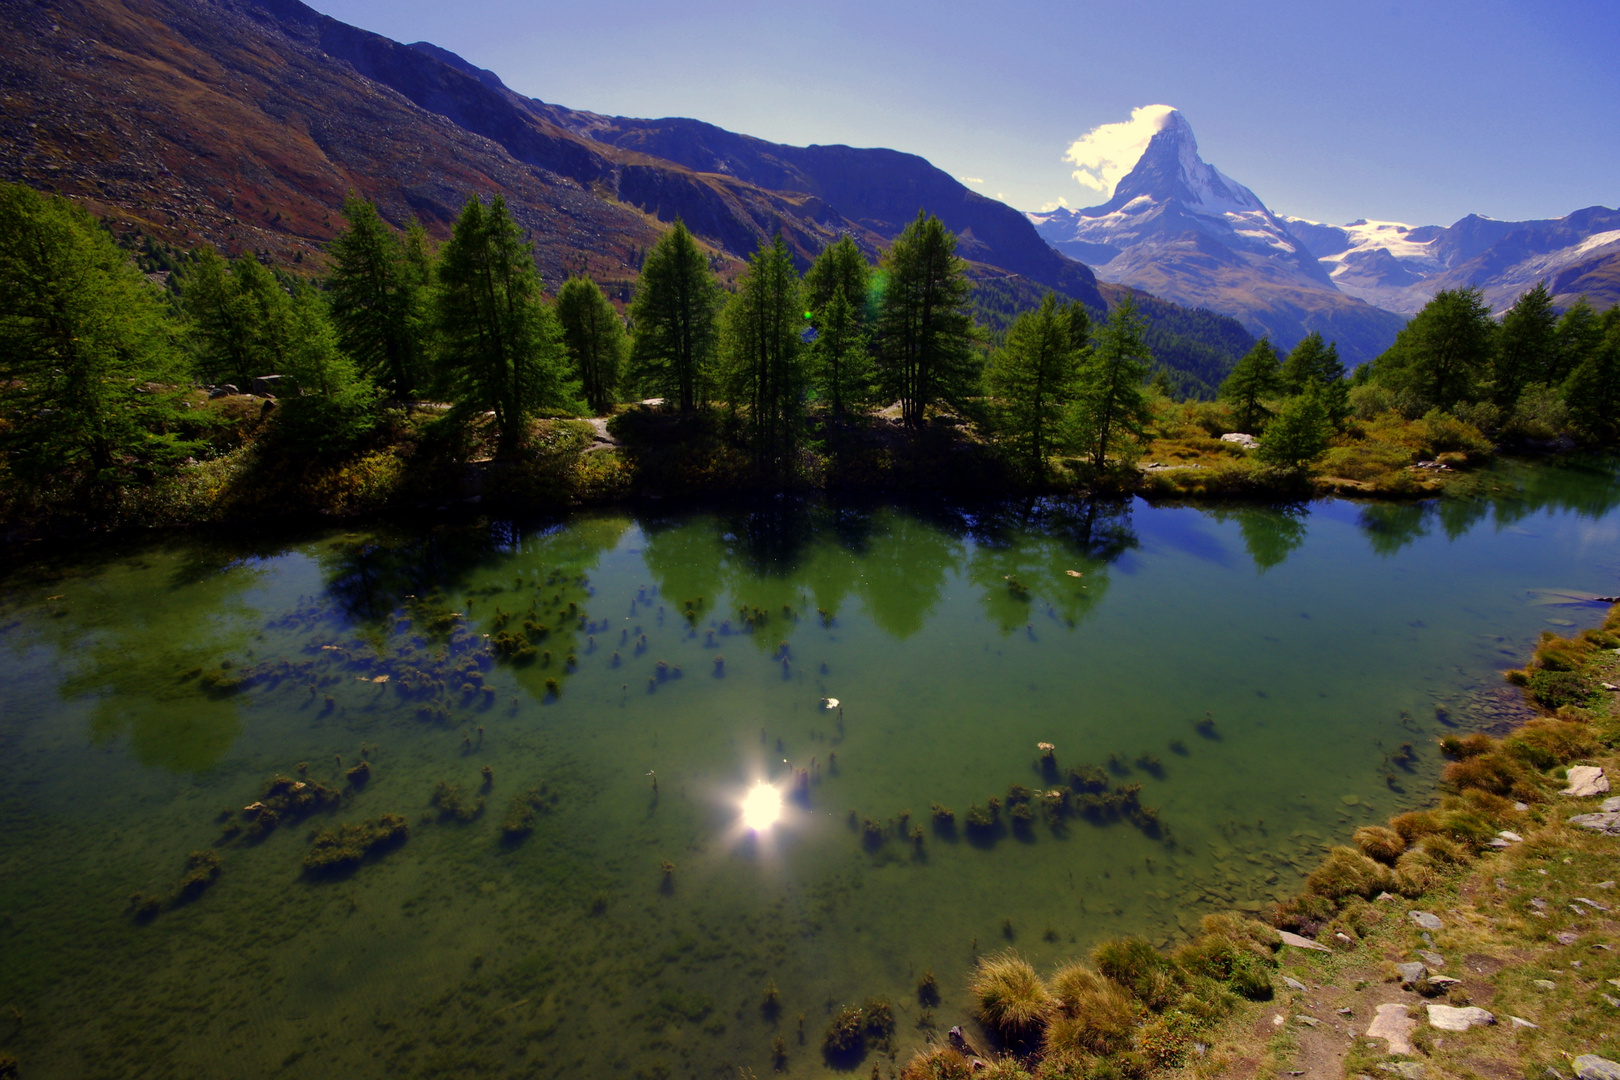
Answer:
[305,0,1619,228]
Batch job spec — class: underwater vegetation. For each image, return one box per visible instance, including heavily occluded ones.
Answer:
[174,849,222,902]
[302,814,409,875]
[345,759,371,788]
[500,788,548,841]
[235,773,343,840]
[431,780,483,822]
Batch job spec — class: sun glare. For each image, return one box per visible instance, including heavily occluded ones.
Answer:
[741,782,783,831]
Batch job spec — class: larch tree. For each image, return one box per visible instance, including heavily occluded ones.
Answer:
[1373,287,1495,414]
[719,235,806,476]
[1492,280,1557,408]
[1220,338,1282,432]
[803,236,874,413]
[985,292,1082,478]
[327,194,429,399]
[556,275,627,415]
[436,195,573,456]
[628,220,720,412]
[875,211,978,426]
[1074,298,1154,471]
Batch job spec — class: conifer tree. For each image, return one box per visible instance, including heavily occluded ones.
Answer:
[1492,281,1557,407]
[1074,298,1154,470]
[1220,338,1282,432]
[0,182,193,485]
[804,236,874,413]
[876,211,978,426]
[555,276,627,415]
[985,292,1081,477]
[181,248,293,386]
[719,236,806,476]
[436,195,572,455]
[1372,287,1495,413]
[328,194,429,399]
[1256,392,1330,468]
[1563,307,1620,442]
[629,220,720,412]
[1279,331,1350,430]
[1554,297,1604,386]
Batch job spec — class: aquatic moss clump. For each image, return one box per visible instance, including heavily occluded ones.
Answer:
[238,773,343,839]
[1067,764,1108,792]
[500,788,547,840]
[929,802,955,825]
[303,814,409,875]
[345,760,371,788]
[431,781,483,822]
[174,849,222,901]
[822,1004,866,1064]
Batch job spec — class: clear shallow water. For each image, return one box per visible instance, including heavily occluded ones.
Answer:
[1,457,1618,1079]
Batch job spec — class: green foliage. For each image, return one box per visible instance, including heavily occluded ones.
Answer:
[718,235,807,476]
[1073,298,1155,470]
[436,195,574,455]
[0,182,197,486]
[1563,306,1620,441]
[265,283,379,456]
[804,236,875,413]
[1256,392,1330,468]
[1554,297,1605,385]
[1373,287,1495,414]
[629,220,721,412]
[876,211,979,426]
[1280,331,1351,430]
[1129,295,1251,396]
[555,275,627,414]
[1219,337,1281,432]
[985,293,1083,477]
[327,194,431,398]
[179,247,294,387]
[1492,280,1557,407]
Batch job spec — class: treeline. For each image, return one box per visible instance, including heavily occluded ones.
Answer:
[1204,283,1620,472]
[0,181,1166,496]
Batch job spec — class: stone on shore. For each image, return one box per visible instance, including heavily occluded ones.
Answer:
[1575,1056,1620,1080]
[1279,930,1332,952]
[1367,1002,1417,1054]
[1426,1003,1495,1031]
[1562,766,1610,797]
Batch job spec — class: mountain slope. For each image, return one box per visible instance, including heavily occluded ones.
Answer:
[1026,111,1406,364]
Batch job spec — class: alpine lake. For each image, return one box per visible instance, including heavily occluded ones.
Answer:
[2,456,1618,1080]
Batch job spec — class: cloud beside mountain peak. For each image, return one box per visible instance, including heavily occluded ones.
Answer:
[1064,104,1178,197]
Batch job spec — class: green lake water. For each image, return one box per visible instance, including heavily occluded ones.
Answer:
[1,457,1618,1079]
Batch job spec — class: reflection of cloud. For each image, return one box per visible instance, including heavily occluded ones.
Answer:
[1064,104,1177,195]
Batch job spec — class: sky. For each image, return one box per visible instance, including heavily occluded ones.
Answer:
[304,0,1620,227]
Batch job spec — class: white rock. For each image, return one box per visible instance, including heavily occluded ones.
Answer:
[1575,1055,1620,1080]
[1284,976,1308,992]
[1409,911,1443,930]
[1367,1002,1417,1055]
[1562,766,1610,797]
[1510,1016,1539,1029]
[1279,930,1332,952]
[1498,831,1524,842]
[1601,797,1620,813]
[1220,432,1259,449]
[1427,1003,1495,1031]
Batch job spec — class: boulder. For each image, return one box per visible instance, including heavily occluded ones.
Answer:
[1279,930,1332,952]
[1601,797,1620,813]
[1426,1003,1494,1031]
[1367,1002,1417,1055]
[1562,766,1610,797]
[1409,911,1443,930]
[1396,962,1429,986]
[1379,1064,1427,1080]
[1575,1056,1620,1080]
[1568,813,1620,836]
[1284,976,1308,992]
[1417,949,1446,968]
[1220,432,1259,449]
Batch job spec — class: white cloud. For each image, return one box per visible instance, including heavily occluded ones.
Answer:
[1063,104,1177,197]
[1037,196,1070,212]
[959,176,985,185]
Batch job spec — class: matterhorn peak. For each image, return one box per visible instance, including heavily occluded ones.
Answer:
[1094,110,1265,218]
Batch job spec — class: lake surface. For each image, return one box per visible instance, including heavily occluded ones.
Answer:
[2,457,1618,1079]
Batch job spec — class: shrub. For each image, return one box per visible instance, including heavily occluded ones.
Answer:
[1092,937,1179,1010]
[970,952,1053,1038]
[1045,963,1139,1055]
[1441,751,1533,797]
[900,1049,973,1080]
[1420,409,1491,455]
[1438,732,1493,759]
[1303,846,1395,901]
[1353,825,1406,864]
[1388,810,1440,842]
[1526,669,1597,710]
[1504,718,1599,769]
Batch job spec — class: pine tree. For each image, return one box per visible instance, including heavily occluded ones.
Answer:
[1554,297,1604,386]
[436,195,573,455]
[1280,332,1336,394]
[719,236,806,476]
[180,248,293,386]
[1074,298,1154,471]
[804,236,874,413]
[0,182,193,485]
[1220,338,1282,432]
[1372,287,1495,413]
[985,292,1081,478]
[556,276,627,415]
[1563,306,1620,443]
[328,194,429,399]
[875,211,978,426]
[1492,281,1557,407]
[629,220,720,412]
[1256,391,1330,468]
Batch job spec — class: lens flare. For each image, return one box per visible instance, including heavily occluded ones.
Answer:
[741,782,782,831]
